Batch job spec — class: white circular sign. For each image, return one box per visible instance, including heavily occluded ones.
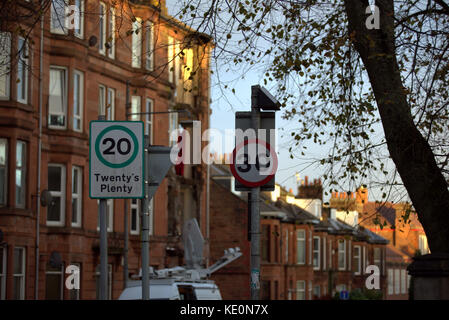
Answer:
[230,139,278,187]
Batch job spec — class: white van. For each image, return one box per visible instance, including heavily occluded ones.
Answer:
[118,279,222,300]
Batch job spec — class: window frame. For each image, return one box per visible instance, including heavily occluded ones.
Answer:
[312,236,320,270]
[168,112,178,146]
[131,96,141,121]
[107,88,115,121]
[99,2,107,55]
[51,0,69,35]
[296,229,306,265]
[45,263,64,300]
[131,18,142,68]
[145,21,154,71]
[387,268,393,295]
[73,70,84,132]
[48,66,68,129]
[0,32,11,100]
[394,268,400,295]
[295,280,305,300]
[71,166,82,228]
[167,36,174,83]
[401,269,407,294]
[0,246,6,300]
[47,163,66,227]
[285,230,289,264]
[13,247,26,300]
[322,236,326,271]
[373,247,382,271]
[73,0,84,39]
[338,239,346,271]
[98,85,106,117]
[108,7,115,59]
[145,98,153,142]
[0,138,8,207]
[17,37,28,104]
[353,245,361,275]
[15,140,26,208]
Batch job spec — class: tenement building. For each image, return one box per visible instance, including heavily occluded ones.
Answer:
[0,0,212,299]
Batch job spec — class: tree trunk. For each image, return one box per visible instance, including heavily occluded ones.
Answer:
[343,0,449,253]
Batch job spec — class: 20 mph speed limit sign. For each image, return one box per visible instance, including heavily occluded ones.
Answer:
[89,121,144,199]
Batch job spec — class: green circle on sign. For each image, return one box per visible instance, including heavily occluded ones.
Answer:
[95,125,139,168]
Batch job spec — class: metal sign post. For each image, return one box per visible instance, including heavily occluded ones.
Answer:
[90,120,144,300]
[232,85,280,300]
[250,91,261,300]
[141,135,150,300]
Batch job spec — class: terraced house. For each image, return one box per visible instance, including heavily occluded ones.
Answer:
[209,166,389,300]
[0,0,212,299]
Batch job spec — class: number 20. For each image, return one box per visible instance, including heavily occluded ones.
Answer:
[102,137,131,155]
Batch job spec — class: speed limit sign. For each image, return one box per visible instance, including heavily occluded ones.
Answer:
[230,139,278,188]
[89,121,144,199]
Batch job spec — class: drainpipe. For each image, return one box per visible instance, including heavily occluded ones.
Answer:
[35,1,44,300]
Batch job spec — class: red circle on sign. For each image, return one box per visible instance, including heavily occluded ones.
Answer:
[230,139,278,187]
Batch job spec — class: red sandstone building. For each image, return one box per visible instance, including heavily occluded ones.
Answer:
[0,0,212,299]
[209,166,388,300]
[330,187,430,299]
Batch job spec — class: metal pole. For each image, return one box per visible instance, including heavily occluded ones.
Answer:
[123,81,130,290]
[35,1,44,299]
[141,135,150,300]
[250,86,261,300]
[98,114,108,300]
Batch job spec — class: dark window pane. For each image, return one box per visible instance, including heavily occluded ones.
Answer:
[48,197,61,221]
[48,166,61,191]
[72,199,78,223]
[45,274,62,300]
[13,248,23,274]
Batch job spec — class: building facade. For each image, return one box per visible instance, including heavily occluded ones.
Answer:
[0,0,212,299]
[209,167,388,300]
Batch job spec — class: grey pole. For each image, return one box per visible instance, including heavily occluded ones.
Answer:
[141,135,150,300]
[123,81,130,290]
[250,85,261,300]
[98,114,108,300]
